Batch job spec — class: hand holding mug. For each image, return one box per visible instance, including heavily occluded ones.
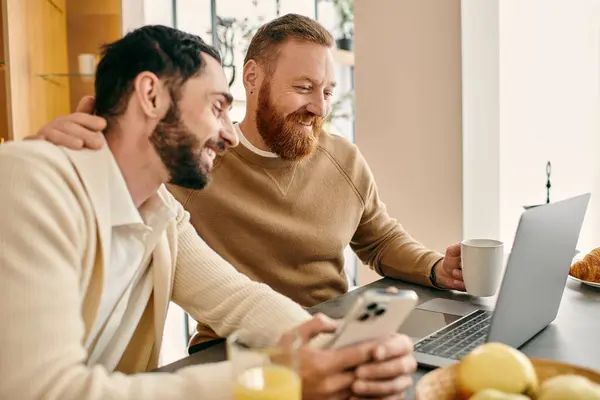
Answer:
[433,243,466,291]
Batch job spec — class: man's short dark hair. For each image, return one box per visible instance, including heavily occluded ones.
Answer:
[95,25,221,127]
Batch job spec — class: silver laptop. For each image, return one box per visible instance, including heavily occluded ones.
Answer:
[407,193,590,368]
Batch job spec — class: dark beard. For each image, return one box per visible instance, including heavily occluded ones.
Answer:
[148,103,219,190]
[255,81,324,161]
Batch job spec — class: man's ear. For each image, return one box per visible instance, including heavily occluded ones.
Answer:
[133,72,169,118]
[243,60,261,95]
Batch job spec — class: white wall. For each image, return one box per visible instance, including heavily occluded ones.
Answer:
[121,0,173,34]
[354,0,464,285]
[143,0,174,27]
[354,0,600,289]
[498,0,600,251]
[461,0,500,241]
[175,0,212,41]
[462,0,600,252]
[121,0,144,33]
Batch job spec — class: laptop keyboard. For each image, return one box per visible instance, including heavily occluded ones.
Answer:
[414,309,492,360]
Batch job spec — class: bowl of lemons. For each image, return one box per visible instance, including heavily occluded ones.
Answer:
[415,342,600,400]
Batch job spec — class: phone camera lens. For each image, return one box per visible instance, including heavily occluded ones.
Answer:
[366,302,378,310]
[358,313,370,321]
[374,307,387,317]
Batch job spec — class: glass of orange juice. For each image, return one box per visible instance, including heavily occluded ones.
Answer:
[227,330,301,400]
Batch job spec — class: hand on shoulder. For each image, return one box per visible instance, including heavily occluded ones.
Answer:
[25,96,107,150]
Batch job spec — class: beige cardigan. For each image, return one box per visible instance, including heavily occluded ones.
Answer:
[0,142,311,399]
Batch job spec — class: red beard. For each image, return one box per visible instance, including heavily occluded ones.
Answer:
[256,82,324,161]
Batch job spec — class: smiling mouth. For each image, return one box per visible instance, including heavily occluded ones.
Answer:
[297,121,313,127]
[203,147,217,161]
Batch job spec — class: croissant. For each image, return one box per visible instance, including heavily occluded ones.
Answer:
[570,248,600,282]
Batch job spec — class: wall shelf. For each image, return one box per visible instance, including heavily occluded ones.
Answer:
[37,73,94,78]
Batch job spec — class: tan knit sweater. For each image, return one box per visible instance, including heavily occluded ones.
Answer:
[0,141,311,399]
[168,128,443,346]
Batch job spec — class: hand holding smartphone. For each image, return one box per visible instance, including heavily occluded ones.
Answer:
[321,287,418,349]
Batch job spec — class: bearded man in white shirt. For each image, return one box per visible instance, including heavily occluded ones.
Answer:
[0,25,416,400]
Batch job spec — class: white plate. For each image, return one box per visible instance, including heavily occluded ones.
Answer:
[568,274,600,288]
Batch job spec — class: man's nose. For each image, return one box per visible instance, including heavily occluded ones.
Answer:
[220,120,239,148]
[306,94,328,118]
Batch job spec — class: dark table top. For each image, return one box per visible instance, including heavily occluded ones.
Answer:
[156,277,600,398]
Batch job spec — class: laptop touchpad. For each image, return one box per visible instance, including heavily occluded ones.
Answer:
[417,298,483,316]
[398,309,463,341]
[398,298,483,342]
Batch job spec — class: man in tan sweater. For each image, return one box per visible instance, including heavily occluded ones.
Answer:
[35,15,464,353]
[175,14,465,349]
[1,25,417,399]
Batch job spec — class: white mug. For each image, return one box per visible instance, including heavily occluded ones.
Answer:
[461,239,504,297]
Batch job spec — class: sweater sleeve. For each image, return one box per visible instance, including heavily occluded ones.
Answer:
[349,152,444,287]
[168,189,312,348]
[0,146,300,400]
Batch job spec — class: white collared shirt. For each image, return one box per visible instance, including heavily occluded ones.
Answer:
[85,154,173,371]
